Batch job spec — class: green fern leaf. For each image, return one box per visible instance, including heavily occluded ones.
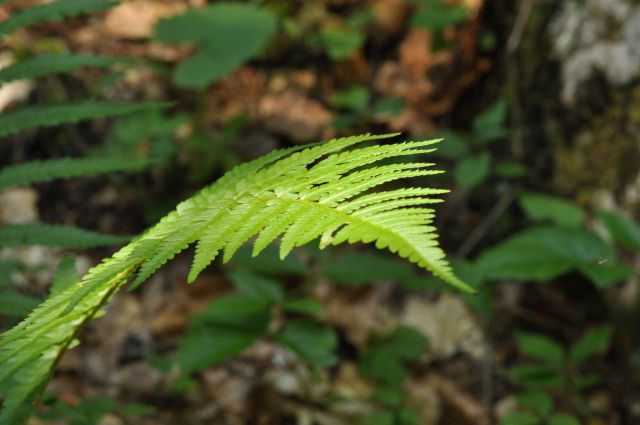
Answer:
[0,291,40,318]
[0,53,121,84]
[0,0,116,36]
[0,157,154,190]
[0,101,168,138]
[0,134,469,425]
[0,223,130,248]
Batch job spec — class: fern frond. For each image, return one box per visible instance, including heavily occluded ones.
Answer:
[0,223,130,248]
[0,134,469,425]
[0,157,154,190]
[0,0,115,37]
[0,101,168,138]
[0,291,40,318]
[0,53,121,84]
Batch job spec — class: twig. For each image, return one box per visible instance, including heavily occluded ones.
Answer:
[456,187,517,258]
[506,0,537,160]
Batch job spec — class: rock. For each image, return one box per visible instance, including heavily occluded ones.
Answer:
[401,293,487,361]
[550,0,640,105]
[0,188,38,224]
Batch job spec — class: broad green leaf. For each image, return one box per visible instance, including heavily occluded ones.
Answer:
[177,293,271,371]
[276,319,338,367]
[321,251,415,286]
[475,226,615,282]
[579,263,634,289]
[509,364,563,390]
[331,86,370,112]
[154,3,277,88]
[387,326,427,361]
[231,244,307,275]
[516,392,553,416]
[517,332,564,364]
[228,270,283,302]
[411,1,468,30]
[360,411,394,425]
[598,210,640,251]
[548,414,581,425]
[317,28,364,59]
[570,326,612,364]
[498,412,540,425]
[359,346,408,386]
[454,153,490,188]
[518,193,585,228]
[473,99,509,143]
[282,298,323,315]
[431,130,469,159]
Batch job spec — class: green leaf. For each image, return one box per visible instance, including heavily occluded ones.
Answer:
[411,1,468,30]
[0,0,115,36]
[454,153,490,188]
[0,291,40,318]
[50,255,79,297]
[228,270,283,302]
[282,298,323,316]
[570,326,612,364]
[372,386,403,407]
[0,260,20,288]
[360,411,394,425]
[359,347,408,386]
[475,226,615,281]
[154,3,277,88]
[0,53,119,84]
[321,251,415,286]
[276,319,338,367]
[548,414,581,425]
[177,293,271,371]
[386,326,428,361]
[0,157,154,191]
[518,193,585,228]
[578,263,634,289]
[517,332,564,364]
[0,223,130,248]
[431,131,469,159]
[317,28,364,60]
[0,101,168,138]
[516,392,553,416]
[230,244,307,276]
[509,364,563,389]
[598,210,640,251]
[495,161,527,178]
[331,86,370,112]
[472,99,509,143]
[498,412,540,425]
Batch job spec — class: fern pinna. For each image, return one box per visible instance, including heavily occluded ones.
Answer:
[0,133,470,424]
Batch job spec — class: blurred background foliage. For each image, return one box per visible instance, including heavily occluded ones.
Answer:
[0,0,639,424]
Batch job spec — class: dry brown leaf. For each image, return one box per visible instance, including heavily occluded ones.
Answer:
[103,0,187,39]
[259,89,334,143]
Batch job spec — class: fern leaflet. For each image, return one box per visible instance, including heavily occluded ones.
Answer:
[0,157,154,190]
[0,101,168,138]
[0,53,121,84]
[0,223,130,248]
[0,134,469,425]
[0,0,116,36]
